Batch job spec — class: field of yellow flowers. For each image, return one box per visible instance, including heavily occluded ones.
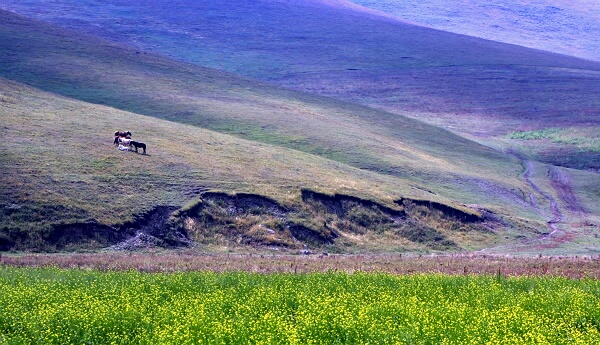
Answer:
[1,267,599,344]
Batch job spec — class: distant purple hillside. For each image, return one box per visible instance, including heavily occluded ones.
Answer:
[2,0,600,138]
[350,0,600,62]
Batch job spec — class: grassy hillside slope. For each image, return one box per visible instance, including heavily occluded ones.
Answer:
[0,79,507,252]
[1,10,598,253]
[0,9,535,211]
[4,0,597,169]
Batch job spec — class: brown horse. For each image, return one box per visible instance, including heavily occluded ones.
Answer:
[113,131,131,145]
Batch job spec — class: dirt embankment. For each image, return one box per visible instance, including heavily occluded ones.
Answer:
[3,189,504,253]
[15,206,189,252]
[169,190,501,252]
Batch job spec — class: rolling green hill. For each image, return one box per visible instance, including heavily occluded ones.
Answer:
[0,77,502,252]
[0,10,527,200]
[1,9,598,253]
[3,0,599,170]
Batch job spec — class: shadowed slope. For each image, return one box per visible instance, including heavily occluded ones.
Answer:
[3,0,599,131]
[4,0,598,169]
[350,0,600,62]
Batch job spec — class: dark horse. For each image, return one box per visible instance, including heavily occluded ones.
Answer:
[130,140,146,154]
[113,130,132,145]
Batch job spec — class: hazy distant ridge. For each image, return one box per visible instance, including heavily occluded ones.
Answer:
[349,0,600,62]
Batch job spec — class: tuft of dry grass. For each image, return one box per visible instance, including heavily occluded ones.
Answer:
[3,252,600,279]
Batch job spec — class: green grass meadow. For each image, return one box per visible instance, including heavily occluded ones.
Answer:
[1,267,599,344]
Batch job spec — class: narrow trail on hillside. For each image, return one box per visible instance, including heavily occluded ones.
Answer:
[512,151,562,226]
[522,159,571,249]
[480,150,584,253]
[548,166,586,216]
[507,151,590,253]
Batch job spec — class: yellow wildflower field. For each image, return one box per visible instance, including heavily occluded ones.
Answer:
[0,267,599,344]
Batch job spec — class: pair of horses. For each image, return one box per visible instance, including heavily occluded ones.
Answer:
[113,131,131,144]
[114,131,147,154]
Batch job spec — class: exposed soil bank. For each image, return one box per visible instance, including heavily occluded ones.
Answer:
[0,205,184,252]
[157,190,497,252]
[2,190,502,253]
[395,197,482,222]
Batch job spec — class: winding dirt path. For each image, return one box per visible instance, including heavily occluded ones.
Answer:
[521,159,571,247]
[517,152,593,250]
[521,159,563,224]
[511,150,563,225]
[548,166,586,215]
[481,151,589,253]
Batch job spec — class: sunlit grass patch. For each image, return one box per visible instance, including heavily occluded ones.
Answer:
[509,127,600,152]
[509,128,561,140]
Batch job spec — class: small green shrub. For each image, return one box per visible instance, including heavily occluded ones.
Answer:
[508,128,560,140]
